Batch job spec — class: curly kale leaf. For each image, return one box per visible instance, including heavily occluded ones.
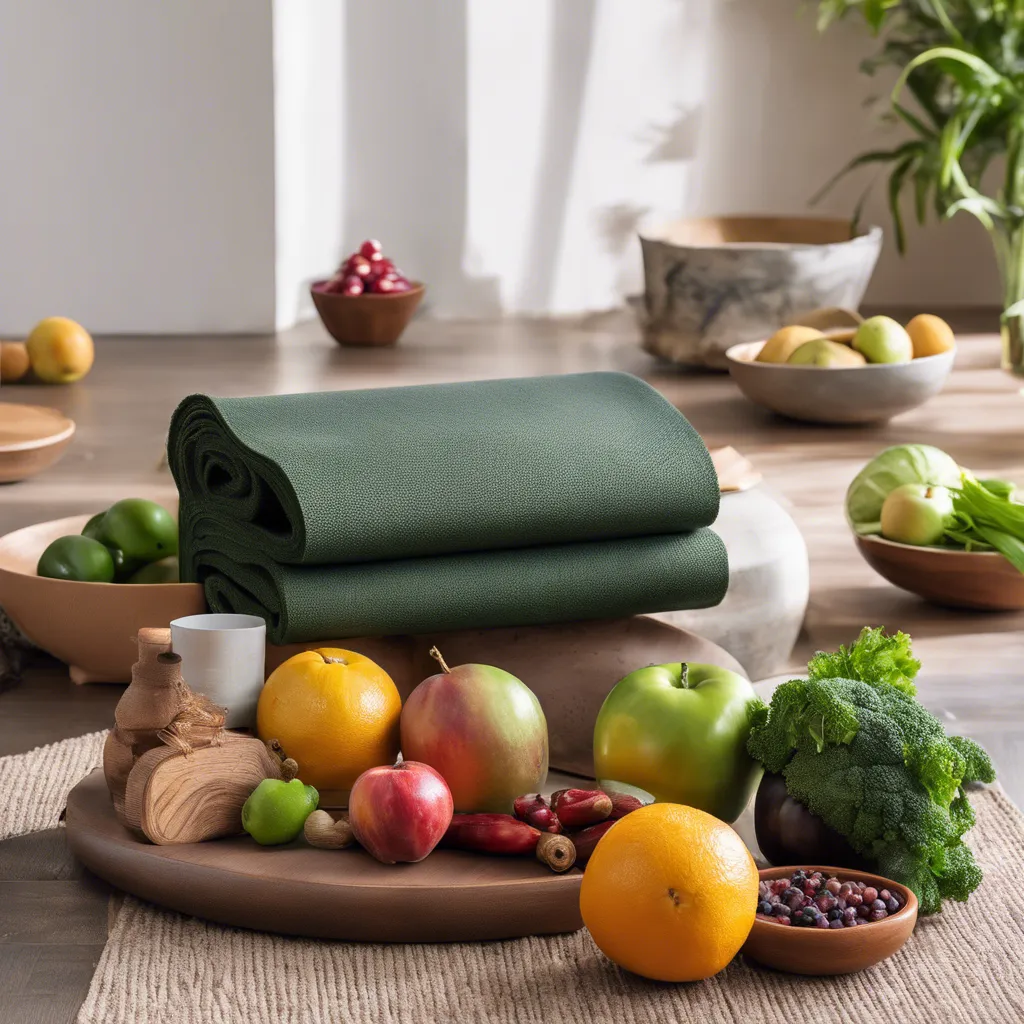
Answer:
[807,626,920,697]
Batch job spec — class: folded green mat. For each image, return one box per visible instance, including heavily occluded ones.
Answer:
[189,528,728,644]
[168,373,728,643]
[169,373,719,564]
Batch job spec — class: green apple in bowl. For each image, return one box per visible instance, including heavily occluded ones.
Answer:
[592,662,763,824]
[853,316,913,364]
[880,483,954,546]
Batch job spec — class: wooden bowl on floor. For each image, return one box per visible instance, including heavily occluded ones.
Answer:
[311,281,425,347]
[742,866,918,975]
[0,514,206,683]
[0,403,75,483]
[725,341,954,424]
[855,534,1024,610]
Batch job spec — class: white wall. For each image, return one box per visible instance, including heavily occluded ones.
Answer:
[0,0,277,335]
[0,0,1002,333]
[273,1,345,330]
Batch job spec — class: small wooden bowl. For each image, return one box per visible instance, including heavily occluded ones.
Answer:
[311,281,425,347]
[0,403,76,483]
[742,866,918,975]
[855,534,1024,610]
[0,513,206,683]
[725,340,954,424]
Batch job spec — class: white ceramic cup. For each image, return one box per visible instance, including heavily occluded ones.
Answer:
[170,613,267,728]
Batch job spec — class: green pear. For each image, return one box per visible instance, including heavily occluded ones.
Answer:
[852,316,913,364]
[242,778,319,846]
[786,339,867,367]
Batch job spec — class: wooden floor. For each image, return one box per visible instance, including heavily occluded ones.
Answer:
[1,308,1023,1022]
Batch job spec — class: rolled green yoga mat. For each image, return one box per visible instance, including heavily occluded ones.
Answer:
[169,372,728,643]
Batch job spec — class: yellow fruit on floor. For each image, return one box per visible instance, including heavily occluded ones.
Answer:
[257,648,402,793]
[26,316,94,383]
[579,802,758,982]
[756,325,825,363]
[906,314,955,358]
[0,342,31,383]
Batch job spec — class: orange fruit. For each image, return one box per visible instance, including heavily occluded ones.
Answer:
[0,341,30,383]
[579,802,758,982]
[906,313,955,358]
[256,648,402,793]
[25,316,94,383]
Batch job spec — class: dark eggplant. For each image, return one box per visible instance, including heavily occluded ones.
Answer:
[754,772,868,869]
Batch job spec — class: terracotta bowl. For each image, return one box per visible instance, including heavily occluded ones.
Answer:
[725,340,954,424]
[310,281,425,347]
[855,534,1024,610]
[0,514,206,683]
[0,403,76,483]
[742,866,918,975]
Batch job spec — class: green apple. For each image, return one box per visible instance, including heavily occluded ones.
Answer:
[593,662,763,824]
[852,316,913,364]
[99,499,178,564]
[880,482,953,546]
[241,778,319,846]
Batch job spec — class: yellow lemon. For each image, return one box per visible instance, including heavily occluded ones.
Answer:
[26,317,94,384]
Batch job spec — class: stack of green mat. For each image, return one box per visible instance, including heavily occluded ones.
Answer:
[168,372,728,644]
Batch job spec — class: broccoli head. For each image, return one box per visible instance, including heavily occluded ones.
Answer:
[747,630,995,915]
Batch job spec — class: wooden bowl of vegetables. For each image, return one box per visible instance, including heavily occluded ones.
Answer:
[847,445,1024,609]
[854,535,1024,610]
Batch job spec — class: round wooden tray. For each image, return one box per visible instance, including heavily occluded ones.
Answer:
[66,771,583,942]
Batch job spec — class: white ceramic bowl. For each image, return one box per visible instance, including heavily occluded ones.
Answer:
[725,340,955,424]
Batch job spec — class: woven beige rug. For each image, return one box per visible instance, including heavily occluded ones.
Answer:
[4,733,1021,1023]
[0,730,105,840]
[73,784,1024,1024]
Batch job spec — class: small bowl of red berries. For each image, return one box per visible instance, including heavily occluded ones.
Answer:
[311,239,424,347]
[742,866,918,975]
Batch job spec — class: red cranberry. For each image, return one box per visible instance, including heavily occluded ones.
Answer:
[372,276,400,294]
[862,887,878,903]
[389,278,412,293]
[359,239,382,259]
[340,276,364,296]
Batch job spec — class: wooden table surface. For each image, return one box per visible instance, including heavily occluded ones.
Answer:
[1,310,1022,1022]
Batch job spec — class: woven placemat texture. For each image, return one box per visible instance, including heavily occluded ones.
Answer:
[0,730,105,840]
[77,785,1024,1024]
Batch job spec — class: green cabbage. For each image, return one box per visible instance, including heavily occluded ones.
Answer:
[846,445,962,535]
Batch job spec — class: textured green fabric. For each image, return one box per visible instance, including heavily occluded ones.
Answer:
[190,530,727,644]
[168,373,728,643]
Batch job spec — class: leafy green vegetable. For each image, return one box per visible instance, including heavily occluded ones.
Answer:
[807,626,920,697]
[748,628,995,914]
[944,473,1024,573]
[846,444,961,535]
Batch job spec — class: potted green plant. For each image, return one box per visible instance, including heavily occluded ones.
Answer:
[814,1,1024,372]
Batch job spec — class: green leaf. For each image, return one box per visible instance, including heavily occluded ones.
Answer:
[807,626,920,696]
[893,47,1011,103]
[889,154,919,252]
[811,142,923,206]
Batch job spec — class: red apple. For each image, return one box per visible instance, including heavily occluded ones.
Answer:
[348,760,453,864]
[400,649,548,812]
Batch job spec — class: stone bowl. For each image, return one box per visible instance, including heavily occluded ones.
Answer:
[638,216,882,369]
[725,340,954,424]
[855,534,1024,610]
[742,866,918,975]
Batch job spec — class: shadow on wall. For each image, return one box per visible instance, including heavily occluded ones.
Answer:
[343,0,500,317]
